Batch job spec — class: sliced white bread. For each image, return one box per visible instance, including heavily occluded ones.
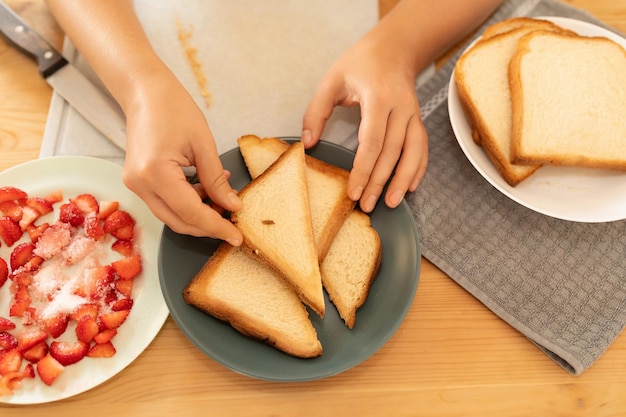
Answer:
[455,25,568,185]
[510,30,626,169]
[183,243,322,358]
[481,17,575,41]
[231,142,325,317]
[238,134,355,262]
[320,210,381,329]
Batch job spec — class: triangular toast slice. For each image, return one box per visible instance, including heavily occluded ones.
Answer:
[231,141,325,317]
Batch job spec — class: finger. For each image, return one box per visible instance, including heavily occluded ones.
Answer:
[302,77,343,148]
[358,107,409,212]
[193,143,242,214]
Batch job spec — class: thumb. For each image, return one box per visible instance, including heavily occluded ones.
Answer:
[195,151,242,214]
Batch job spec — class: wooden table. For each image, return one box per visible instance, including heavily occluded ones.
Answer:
[2,1,626,415]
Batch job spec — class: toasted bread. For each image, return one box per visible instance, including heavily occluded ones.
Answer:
[183,243,322,358]
[320,210,381,329]
[510,30,626,169]
[231,142,325,317]
[238,134,355,262]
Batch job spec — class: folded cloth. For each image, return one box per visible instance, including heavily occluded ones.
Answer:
[404,0,626,375]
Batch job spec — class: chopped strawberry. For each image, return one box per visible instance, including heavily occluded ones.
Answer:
[93,329,117,345]
[36,354,64,386]
[112,254,142,280]
[87,341,116,358]
[0,332,18,350]
[99,309,130,330]
[0,216,22,247]
[9,269,34,287]
[70,303,99,321]
[0,258,7,288]
[103,210,135,235]
[0,200,23,222]
[26,222,50,243]
[0,186,27,203]
[0,317,15,331]
[70,193,99,215]
[16,328,48,353]
[75,315,99,344]
[9,242,36,270]
[111,239,133,257]
[84,213,105,240]
[98,200,119,220]
[43,189,63,204]
[76,265,115,300]
[58,202,84,227]
[9,286,32,317]
[22,341,48,363]
[114,279,133,297]
[0,348,22,376]
[49,341,89,366]
[110,297,133,312]
[44,314,69,338]
[18,206,41,231]
[24,197,53,216]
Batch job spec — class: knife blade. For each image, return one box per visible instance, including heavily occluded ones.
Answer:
[0,2,126,150]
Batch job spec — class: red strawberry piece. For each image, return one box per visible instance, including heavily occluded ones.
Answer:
[49,341,89,366]
[112,225,134,240]
[36,354,64,386]
[70,194,99,214]
[18,206,41,231]
[0,348,22,375]
[0,332,18,350]
[103,210,135,234]
[0,200,23,222]
[16,328,48,353]
[111,239,134,257]
[9,286,32,317]
[99,309,130,330]
[24,197,53,216]
[9,242,36,270]
[84,213,105,240]
[10,269,34,287]
[58,202,85,227]
[0,186,27,203]
[44,189,63,204]
[112,254,142,280]
[77,265,115,300]
[0,216,22,247]
[26,222,50,243]
[98,200,119,220]
[114,279,133,297]
[0,258,7,288]
[93,329,117,345]
[70,303,100,321]
[23,341,49,363]
[44,314,69,338]
[0,317,15,331]
[75,315,99,344]
[87,341,116,358]
[110,297,133,312]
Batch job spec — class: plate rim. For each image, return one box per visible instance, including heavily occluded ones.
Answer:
[158,139,421,382]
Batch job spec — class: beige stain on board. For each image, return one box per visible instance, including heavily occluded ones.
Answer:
[176,18,213,108]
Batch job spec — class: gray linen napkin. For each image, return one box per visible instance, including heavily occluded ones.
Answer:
[402,0,626,375]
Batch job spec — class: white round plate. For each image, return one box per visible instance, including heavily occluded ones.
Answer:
[448,16,626,223]
[0,156,168,404]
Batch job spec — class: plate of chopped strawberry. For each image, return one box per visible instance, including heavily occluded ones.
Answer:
[0,156,168,404]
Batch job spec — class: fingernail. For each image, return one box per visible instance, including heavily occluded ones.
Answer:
[362,195,378,213]
[349,186,363,201]
[301,129,312,146]
[389,190,405,207]
[226,235,243,246]
[227,191,242,208]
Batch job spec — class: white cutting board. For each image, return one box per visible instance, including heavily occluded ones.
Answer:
[41,0,380,163]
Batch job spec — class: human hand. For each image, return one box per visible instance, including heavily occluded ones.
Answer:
[302,29,428,213]
[121,72,243,245]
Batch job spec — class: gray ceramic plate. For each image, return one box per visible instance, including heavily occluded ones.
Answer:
[158,140,421,381]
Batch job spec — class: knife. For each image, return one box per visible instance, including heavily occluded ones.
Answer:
[0,2,126,150]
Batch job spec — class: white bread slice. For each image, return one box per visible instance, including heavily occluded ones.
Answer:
[510,31,626,169]
[238,134,355,262]
[231,142,325,317]
[183,243,322,358]
[320,210,381,329]
[481,17,575,41]
[455,26,563,185]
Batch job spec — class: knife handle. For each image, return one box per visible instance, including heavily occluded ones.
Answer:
[0,3,67,77]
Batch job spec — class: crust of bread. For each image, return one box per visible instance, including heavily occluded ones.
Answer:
[231,142,325,317]
[510,31,626,169]
[481,17,576,40]
[183,243,322,358]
